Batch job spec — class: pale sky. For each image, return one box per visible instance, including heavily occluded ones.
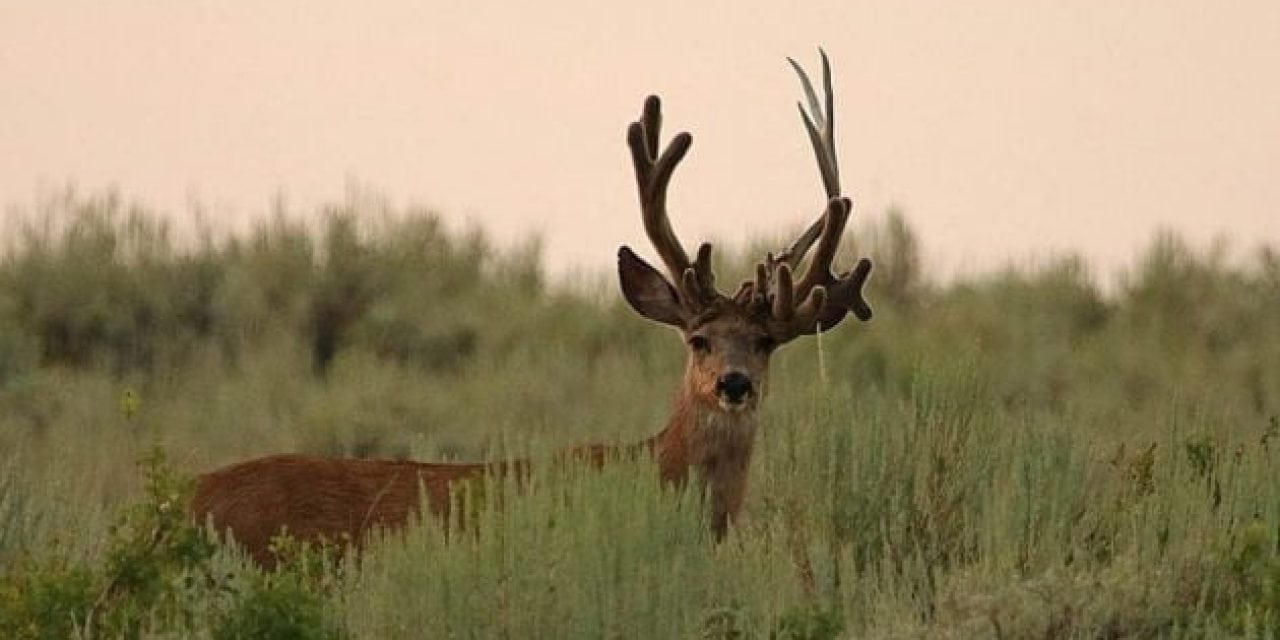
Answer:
[2,2,1277,279]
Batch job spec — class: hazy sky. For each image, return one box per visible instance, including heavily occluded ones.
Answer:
[3,2,1277,278]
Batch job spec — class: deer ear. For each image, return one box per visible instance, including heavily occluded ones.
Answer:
[618,247,685,327]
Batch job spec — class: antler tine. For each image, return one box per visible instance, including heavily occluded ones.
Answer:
[782,48,841,269]
[627,96,699,293]
[789,49,839,200]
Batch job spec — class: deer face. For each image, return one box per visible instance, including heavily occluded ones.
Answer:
[684,313,775,412]
[617,251,776,414]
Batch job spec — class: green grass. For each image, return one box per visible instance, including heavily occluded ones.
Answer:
[1,189,1278,637]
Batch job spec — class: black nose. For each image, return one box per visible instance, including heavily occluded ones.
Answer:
[716,372,753,403]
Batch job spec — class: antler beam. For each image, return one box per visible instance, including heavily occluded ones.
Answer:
[627,96,721,311]
[762,48,874,341]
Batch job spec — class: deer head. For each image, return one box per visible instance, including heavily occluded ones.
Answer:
[618,50,872,416]
[617,50,874,537]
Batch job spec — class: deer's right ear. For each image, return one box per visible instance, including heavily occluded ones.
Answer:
[618,246,685,328]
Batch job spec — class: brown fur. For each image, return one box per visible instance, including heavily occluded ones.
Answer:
[191,455,518,567]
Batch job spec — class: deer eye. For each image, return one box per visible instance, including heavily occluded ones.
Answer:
[687,335,711,352]
[753,336,776,354]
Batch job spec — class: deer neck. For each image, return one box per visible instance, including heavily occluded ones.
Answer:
[653,381,758,537]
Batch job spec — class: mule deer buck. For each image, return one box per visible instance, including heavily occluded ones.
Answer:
[191,50,872,567]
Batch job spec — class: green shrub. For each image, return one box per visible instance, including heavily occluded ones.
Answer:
[213,541,350,640]
[213,574,349,640]
[0,559,95,640]
[0,446,215,638]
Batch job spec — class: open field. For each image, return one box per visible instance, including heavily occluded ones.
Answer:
[2,191,1279,638]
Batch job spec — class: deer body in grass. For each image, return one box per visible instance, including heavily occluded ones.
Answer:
[191,51,872,567]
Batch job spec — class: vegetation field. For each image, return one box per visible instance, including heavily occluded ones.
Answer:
[2,190,1278,638]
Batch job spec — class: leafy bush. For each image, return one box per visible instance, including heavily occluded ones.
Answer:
[213,573,349,640]
[213,536,349,640]
[0,446,350,639]
[0,559,95,640]
[0,446,215,638]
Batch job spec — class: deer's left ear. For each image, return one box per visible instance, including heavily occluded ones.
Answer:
[618,247,685,328]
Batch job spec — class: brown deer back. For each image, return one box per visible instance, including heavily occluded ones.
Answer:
[191,454,490,567]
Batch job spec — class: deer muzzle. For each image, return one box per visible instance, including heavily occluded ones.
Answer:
[715,371,755,409]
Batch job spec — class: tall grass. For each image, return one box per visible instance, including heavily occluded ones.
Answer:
[1,190,1278,637]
